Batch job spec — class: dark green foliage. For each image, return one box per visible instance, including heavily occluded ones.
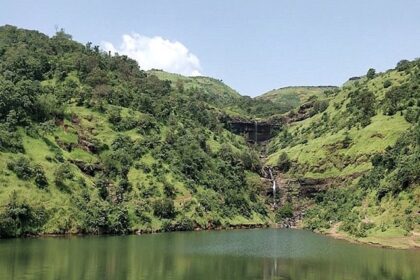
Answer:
[383,80,392,88]
[366,68,376,79]
[276,203,293,221]
[94,176,109,199]
[33,165,48,188]
[396,60,410,72]
[339,212,373,238]
[347,89,376,127]
[153,198,176,219]
[163,182,176,199]
[360,129,420,199]
[342,132,352,148]
[7,156,34,180]
[312,100,329,114]
[7,156,48,188]
[277,152,291,172]
[108,206,130,234]
[0,192,47,238]
[163,216,195,232]
[0,125,24,153]
[54,162,74,189]
[304,186,363,233]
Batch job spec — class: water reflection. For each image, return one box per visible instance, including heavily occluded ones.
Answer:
[0,229,418,279]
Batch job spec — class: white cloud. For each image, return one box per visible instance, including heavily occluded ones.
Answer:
[103,33,202,76]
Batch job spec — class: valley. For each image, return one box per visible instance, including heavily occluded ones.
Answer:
[0,25,419,249]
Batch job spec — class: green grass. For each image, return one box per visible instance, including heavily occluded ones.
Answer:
[257,86,337,105]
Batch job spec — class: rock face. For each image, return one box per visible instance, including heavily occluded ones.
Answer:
[227,120,281,142]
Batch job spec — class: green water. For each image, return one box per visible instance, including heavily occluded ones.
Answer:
[0,229,419,280]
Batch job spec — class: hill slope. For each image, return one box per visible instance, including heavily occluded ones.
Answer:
[149,70,305,119]
[266,60,420,248]
[0,25,270,237]
[257,86,338,109]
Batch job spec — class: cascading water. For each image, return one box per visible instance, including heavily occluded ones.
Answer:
[268,168,276,207]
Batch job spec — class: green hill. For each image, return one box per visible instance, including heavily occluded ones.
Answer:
[148,69,301,119]
[257,86,338,109]
[266,61,420,248]
[0,25,269,237]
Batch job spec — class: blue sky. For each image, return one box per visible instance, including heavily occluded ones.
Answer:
[1,0,420,96]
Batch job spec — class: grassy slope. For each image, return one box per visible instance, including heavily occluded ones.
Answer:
[267,71,409,177]
[0,103,270,234]
[266,66,420,248]
[148,69,241,100]
[257,86,338,108]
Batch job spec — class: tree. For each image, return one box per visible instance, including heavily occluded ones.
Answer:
[277,152,291,172]
[366,68,376,79]
[153,198,175,219]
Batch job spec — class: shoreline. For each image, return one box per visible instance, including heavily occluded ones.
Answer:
[5,223,419,250]
[321,224,420,250]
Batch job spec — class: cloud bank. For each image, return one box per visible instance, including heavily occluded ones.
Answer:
[103,33,202,76]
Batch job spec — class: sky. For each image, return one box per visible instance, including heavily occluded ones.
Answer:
[1,0,420,96]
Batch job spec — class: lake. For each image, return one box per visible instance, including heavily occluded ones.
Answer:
[0,228,419,279]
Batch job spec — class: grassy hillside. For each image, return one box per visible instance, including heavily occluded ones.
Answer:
[266,61,420,246]
[257,86,338,109]
[148,69,241,102]
[0,25,270,237]
[149,70,303,119]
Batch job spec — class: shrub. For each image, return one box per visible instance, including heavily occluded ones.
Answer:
[0,192,48,238]
[366,68,376,79]
[153,198,176,219]
[277,152,291,172]
[396,60,410,72]
[0,126,24,153]
[7,156,34,180]
[108,206,130,234]
[276,203,293,221]
[342,133,352,148]
[33,165,48,188]
[383,80,392,88]
[54,162,74,188]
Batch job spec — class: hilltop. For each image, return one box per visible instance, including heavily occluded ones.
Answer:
[257,86,338,109]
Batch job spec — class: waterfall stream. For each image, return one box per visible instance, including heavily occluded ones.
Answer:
[268,168,276,207]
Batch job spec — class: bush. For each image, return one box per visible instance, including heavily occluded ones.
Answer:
[0,126,24,153]
[153,198,175,219]
[383,80,392,88]
[0,192,48,238]
[276,203,293,221]
[277,152,291,172]
[396,60,410,72]
[108,206,130,234]
[7,156,34,180]
[163,182,176,199]
[366,68,376,79]
[54,162,74,188]
[313,100,329,114]
[33,165,48,188]
[342,133,352,148]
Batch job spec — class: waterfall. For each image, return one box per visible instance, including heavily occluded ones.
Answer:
[269,168,276,207]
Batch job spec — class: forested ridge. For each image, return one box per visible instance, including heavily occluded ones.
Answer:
[267,61,420,246]
[0,25,271,237]
[0,25,419,245]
